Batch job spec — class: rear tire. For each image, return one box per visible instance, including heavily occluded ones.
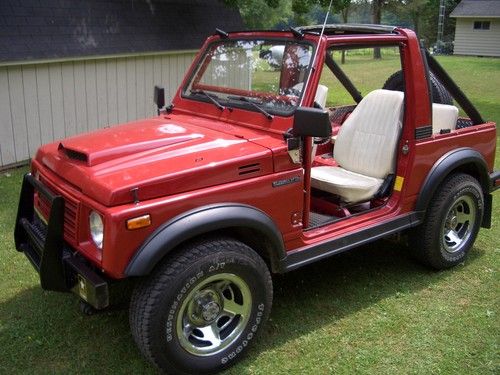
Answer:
[129,237,273,374]
[383,70,453,104]
[410,173,483,269]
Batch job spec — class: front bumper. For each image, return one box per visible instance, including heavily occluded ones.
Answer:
[14,173,109,309]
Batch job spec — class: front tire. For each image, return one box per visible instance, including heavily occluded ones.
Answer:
[410,173,484,269]
[129,237,273,374]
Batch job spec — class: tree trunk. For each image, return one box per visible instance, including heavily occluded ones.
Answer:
[412,13,420,37]
[372,0,382,59]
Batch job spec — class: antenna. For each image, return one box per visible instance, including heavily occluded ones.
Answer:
[319,0,334,39]
[299,0,333,106]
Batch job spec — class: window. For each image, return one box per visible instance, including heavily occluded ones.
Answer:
[473,21,490,30]
[183,39,314,116]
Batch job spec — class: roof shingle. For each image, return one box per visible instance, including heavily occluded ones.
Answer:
[450,0,500,18]
[0,0,243,63]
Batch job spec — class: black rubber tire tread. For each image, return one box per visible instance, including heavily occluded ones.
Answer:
[129,237,272,375]
[429,73,453,105]
[382,71,404,93]
[410,173,483,269]
[383,70,453,105]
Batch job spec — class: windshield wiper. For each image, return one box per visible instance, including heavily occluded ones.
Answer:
[228,96,274,120]
[191,89,231,112]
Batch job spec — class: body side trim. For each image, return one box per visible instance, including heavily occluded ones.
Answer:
[281,212,420,272]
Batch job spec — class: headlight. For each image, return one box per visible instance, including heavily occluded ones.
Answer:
[89,211,104,249]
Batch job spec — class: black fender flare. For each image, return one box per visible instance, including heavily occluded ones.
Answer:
[415,147,490,214]
[125,203,285,276]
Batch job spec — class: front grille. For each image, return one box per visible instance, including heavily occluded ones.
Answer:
[63,197,78,240]
[34,175,79,243]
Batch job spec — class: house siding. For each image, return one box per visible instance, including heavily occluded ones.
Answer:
[0,52,196,168]
[453,18,500,57]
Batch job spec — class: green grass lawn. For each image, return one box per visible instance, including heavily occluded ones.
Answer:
[0,55,499,374]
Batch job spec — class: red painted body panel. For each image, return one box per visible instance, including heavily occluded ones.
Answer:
[36,115,280,206]
[409,123,497,197]
[32,157,303,278]
[28,28,497,280]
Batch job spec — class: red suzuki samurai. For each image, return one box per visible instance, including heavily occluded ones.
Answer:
[15,24,498,374]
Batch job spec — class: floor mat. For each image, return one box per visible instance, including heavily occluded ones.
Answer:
[309,211,337,228]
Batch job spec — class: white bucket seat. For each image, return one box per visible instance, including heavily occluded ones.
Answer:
[310,89,405,203]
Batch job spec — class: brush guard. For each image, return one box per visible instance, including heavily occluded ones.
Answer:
[14,173,109,309]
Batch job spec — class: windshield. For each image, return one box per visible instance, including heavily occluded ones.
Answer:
[183,39,314,116]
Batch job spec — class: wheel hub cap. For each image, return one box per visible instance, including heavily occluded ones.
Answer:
[175,273,252,356]
[201,301,221,322]
[189,290,221,325]
[447,214,458,229]
[441,195,476,254]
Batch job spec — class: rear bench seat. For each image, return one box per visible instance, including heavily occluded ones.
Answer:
[432,103,459,134]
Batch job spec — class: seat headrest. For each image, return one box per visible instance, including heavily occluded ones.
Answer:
[315,84,329,108]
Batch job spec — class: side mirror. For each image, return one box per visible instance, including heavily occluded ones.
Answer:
[154,85,165,114]
[293,107,331,137]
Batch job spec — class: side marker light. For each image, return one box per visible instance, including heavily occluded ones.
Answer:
[127,214,151,230]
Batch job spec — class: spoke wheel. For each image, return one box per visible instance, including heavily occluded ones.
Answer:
[441,196,476,254]
[177,273,252,356]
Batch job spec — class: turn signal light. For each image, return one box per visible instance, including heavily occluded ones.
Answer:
[126,214,151,230]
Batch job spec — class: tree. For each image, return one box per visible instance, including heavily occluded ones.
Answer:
[339,0,352,23]
[387,0,429,37]
[292,0,355,25]
[223,0,356,63]
[337,0,353,63]
[222,0,292,29]
[419,0,460,48]
[223,0,353,29]
[371,0,385,58]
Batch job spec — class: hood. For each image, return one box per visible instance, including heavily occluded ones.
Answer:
[36,115,273,206]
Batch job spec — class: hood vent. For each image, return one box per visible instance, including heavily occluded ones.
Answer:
[238,163,261,175]
[58,143,88,163]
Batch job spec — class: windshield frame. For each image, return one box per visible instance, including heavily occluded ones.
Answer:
[181,37,316,117]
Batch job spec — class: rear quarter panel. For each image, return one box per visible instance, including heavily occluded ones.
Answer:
[406,123,496,200]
